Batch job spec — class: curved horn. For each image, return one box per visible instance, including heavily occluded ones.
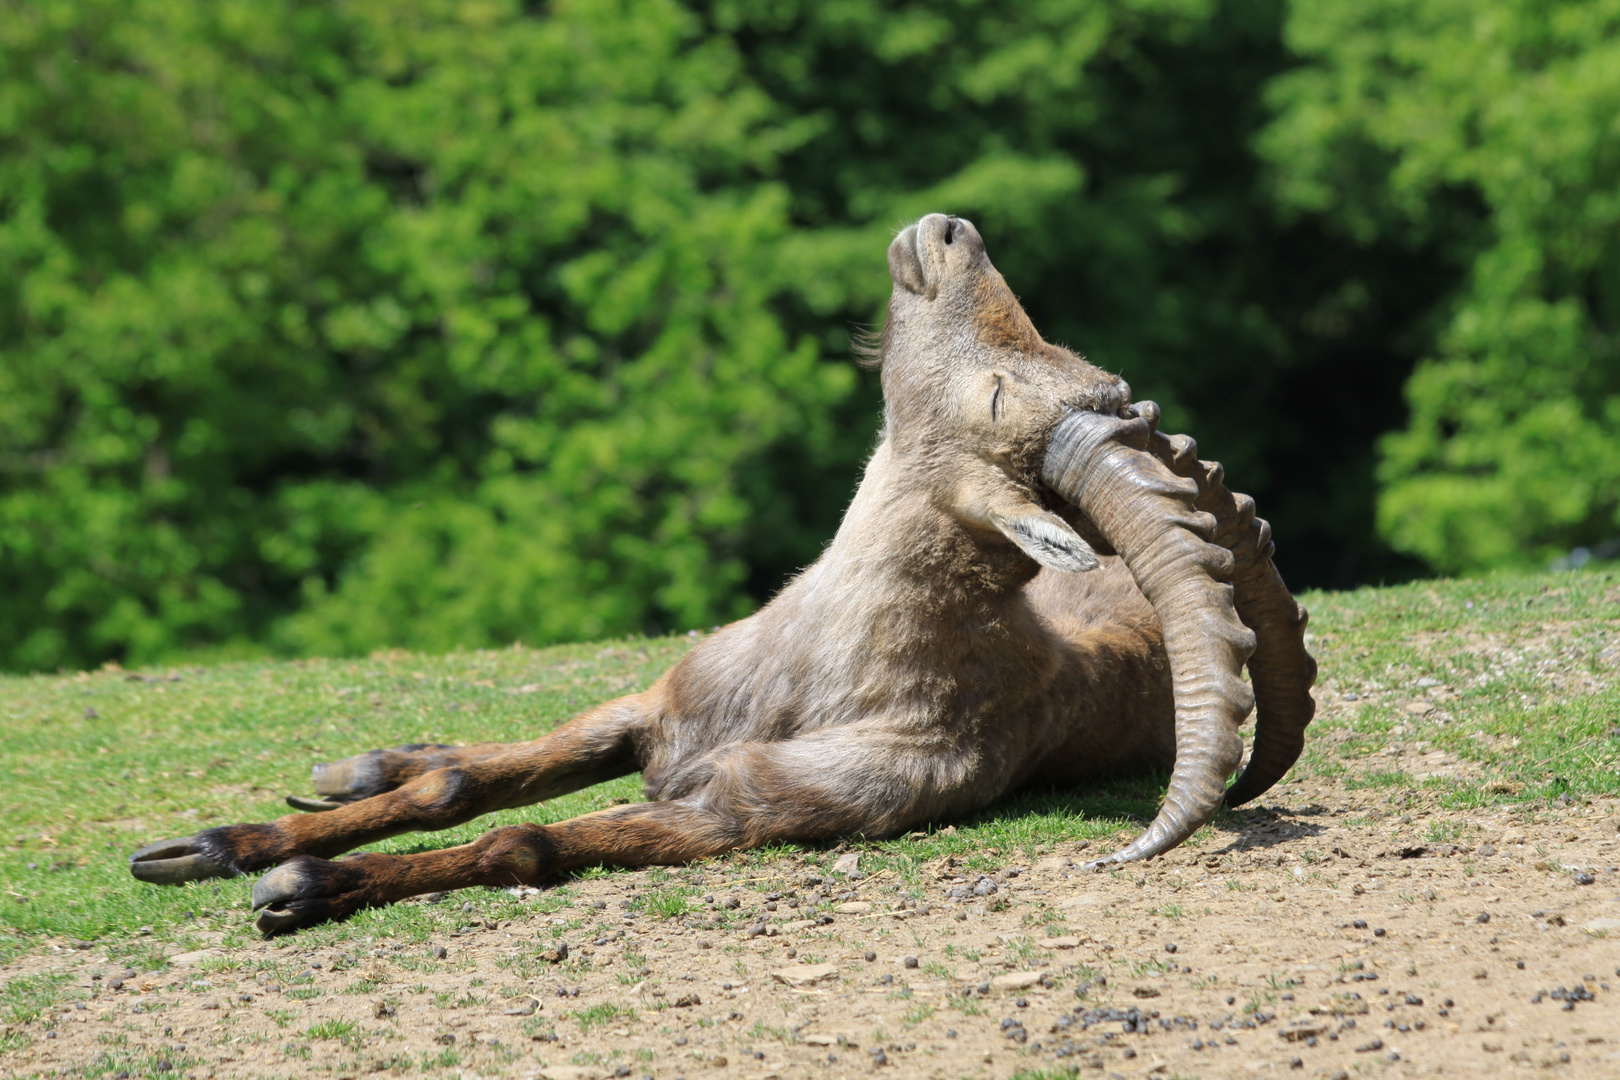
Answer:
[1144,424,1317,808]
[1042,408,1256,863]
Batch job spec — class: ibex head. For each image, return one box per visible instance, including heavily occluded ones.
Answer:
[879,213,1125,575]
[876,213,1312,865]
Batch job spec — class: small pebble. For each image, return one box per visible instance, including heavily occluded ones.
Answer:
[1165,942,1177,953]
[903,956,918,969]
[865,951,876,962]
[432,946,448,960]
[1575,873,1595,886]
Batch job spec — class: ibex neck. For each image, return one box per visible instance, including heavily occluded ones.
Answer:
[817,438,1038,618]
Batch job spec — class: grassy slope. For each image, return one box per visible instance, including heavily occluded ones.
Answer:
[1,570,1616,964]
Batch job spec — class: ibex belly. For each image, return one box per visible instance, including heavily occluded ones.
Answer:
[1016,559,1177,787]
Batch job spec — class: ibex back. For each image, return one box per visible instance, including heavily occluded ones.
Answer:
[131,215,1316,934]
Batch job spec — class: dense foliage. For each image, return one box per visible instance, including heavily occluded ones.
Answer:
[1,0,1611,671]
[1266,0,1620,574]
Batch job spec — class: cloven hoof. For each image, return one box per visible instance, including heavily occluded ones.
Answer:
[250,861,334,936]
[285,795,347,813]
[128,836,239,885]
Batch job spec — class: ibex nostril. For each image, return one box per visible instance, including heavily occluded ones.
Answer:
[944,216,957,244]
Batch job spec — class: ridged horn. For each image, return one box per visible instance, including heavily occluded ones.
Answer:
[1145,423,1317,807]
[1042,407,1256,863]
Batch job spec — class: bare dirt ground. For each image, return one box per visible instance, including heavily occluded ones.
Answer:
[5,776,1618,1080]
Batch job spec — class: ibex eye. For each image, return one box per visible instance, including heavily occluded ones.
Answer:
[944,217,957,244]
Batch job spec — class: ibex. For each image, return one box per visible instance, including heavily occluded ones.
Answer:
[131,215,1316,934]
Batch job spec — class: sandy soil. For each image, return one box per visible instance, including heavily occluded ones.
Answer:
[4,774,1618,1080]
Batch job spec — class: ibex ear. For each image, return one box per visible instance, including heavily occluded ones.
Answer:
[989,508,1099,573]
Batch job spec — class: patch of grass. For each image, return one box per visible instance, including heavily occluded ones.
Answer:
[78,1051,205,1078]
[1297,571,1620,804]
[2,971,72,1024]
[304,1018,359,1039]
[1343,769,1412,790]
[903,1002,935,1025]
[573,1001,637,1031]
[419,1047,459,1070]
[635,884,697,919]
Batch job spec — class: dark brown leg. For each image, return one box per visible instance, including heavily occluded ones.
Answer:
[247,724,1002,934]
[249,801,739,933]
[129,696,648,885]
[285,741,518,811]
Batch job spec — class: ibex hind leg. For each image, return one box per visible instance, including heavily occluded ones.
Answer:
[287,742,516,812]
[250,800,742,934]
[248,725,996,934]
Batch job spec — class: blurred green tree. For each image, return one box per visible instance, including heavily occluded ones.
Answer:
[719,0,1461,594]
[1264,0,1620,572]
[1,0,863,668]
[5,0,1562,672]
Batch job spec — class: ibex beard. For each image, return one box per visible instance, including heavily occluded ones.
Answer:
[130,214,1316,935]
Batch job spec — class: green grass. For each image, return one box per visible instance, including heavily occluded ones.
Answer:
[1,569,1617,955]
[2,971,74,1024]
[1294,569,1620,809]
[304,1018,359,1040]
[572,1002,637,1031]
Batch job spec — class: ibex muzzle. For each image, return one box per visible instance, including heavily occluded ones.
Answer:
[130,215,1315,933]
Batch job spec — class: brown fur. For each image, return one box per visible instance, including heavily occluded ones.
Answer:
[972,272,1041,350]
[132,214,1304,933]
